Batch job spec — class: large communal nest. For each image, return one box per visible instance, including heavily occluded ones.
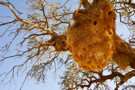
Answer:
[67,0,116,71]
[52,0,135,71]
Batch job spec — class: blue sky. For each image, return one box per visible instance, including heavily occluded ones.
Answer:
[0,0,132,90]
[0,0,79,90]
[0,0,62,90]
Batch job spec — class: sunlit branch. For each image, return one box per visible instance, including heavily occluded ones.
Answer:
[76,0,83,14]
[7,0,22,14]
[0,1,54,38]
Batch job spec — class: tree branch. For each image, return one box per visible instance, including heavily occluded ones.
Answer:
[0,1,54,38]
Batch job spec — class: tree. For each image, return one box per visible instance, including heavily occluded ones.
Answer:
[0,0,135,90]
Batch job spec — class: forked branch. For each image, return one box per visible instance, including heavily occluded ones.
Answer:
[0,1,54,37]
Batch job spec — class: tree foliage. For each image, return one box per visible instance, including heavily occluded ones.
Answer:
[0,0,135,90]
